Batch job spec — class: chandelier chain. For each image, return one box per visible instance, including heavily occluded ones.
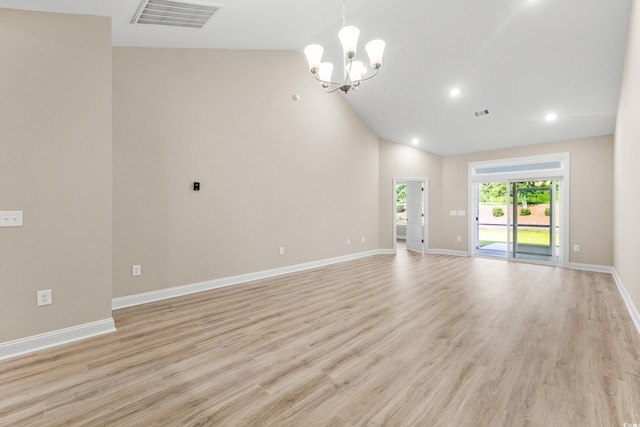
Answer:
[342,0,346,28]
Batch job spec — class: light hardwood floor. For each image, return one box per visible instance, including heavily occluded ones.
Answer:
[2,249,640,426]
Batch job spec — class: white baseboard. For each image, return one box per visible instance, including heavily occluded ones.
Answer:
[427,249,470,257]
[0,318,116,361]
[611,269,640,337]
[568,262,614,273]
[569,264,640,336]
[5,257,634,362]
[113,249,386,310]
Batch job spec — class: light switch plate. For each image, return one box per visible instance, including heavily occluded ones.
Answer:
[0,211,23,227]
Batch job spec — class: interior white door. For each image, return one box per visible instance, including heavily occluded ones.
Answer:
[405,181,424,253]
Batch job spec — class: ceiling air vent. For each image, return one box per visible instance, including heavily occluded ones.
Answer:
[474,109,490,117]
[131,0,223,29]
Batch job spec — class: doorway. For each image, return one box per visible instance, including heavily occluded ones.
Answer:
[393,178,428,254]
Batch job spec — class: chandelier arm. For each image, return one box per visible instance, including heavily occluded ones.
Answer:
[325,85,347,94]
[351,66,380,84]
[312,71,349,87]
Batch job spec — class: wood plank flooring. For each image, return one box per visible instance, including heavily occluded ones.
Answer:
[2,249,640,426]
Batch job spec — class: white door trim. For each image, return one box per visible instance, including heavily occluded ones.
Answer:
[393,177,429,254]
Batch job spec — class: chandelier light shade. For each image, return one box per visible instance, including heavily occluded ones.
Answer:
[303,44,324,71]
[304,1,385,93]
[318,62,334,83]
[365,39,385,69]
[338,26,360,58]
[348,61,363,82]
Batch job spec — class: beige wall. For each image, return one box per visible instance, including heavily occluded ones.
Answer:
[378,139,444,250]
[441,136,614,266]
[379,135,613,263]
[0,9,113,342]
[615,0,640,310]
[112,47,380,297]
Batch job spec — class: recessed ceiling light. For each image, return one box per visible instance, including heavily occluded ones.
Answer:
[545,113,558,122]
[411,138,419,145]
[450,87,461,97]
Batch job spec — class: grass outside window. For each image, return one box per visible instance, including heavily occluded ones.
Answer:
[479,227,560,247]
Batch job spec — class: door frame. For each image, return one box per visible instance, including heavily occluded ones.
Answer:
[393,177,429,254]
[467,153,570,267]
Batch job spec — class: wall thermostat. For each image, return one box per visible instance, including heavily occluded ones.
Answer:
[193,182,200,191]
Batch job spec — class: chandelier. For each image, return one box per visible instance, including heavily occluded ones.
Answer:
[303,0,385,94]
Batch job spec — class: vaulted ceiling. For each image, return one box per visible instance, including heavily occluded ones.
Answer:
[0,0,631,155]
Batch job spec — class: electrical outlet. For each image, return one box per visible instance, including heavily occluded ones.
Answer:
[279,247,285,255]
[37,289,52,306]
[573,244,581,252]
[132,264,141,276]
[456,236,462,242]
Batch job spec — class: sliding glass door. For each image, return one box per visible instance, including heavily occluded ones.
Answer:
[475,180,560,263]
[469,153,569,266]
[510,182,558,261]
[475,182,509,257]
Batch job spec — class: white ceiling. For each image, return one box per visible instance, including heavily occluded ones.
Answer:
[0,0,632,155]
